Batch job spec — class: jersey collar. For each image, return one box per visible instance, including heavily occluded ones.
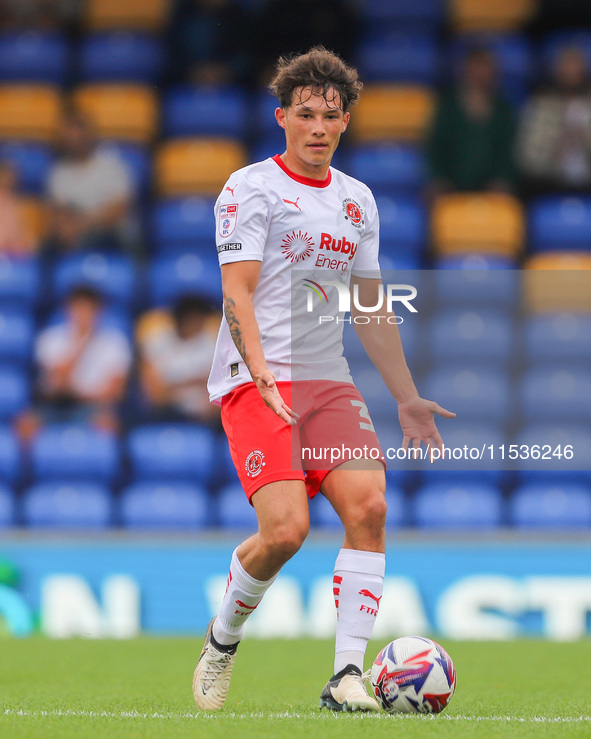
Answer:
[272,154,332,188]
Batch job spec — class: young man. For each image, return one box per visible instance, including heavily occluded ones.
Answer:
[194,47,454,712]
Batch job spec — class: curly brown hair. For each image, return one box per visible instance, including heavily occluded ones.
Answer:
[268,46,363,112]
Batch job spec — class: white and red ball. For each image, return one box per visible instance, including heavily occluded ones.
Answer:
[370,636,456,714]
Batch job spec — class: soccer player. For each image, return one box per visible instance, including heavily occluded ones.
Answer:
[194,47,454,712]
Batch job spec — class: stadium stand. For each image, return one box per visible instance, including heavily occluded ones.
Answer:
[151,196,216,254]
[0,367,29,421]
[524,252,591,313]
[22,482,113,529]
[356,32,440,85]
[0,427,21,484]
[120,482,209,529]
[79,32,165,84]
[148,252,221,304]
[162,86,248,139]
[510,482,591,529]
[0,484,15,527]
[0,85,62,141]
[72,84,158,142]
[413,481,503,529]
[352,85,434,142]
[0,308,34,364]
[449,0,535,33]
[83,0,171,33]
[347,143,426,194]
[52,252,138,307]
[529,196,591,252]
[0,31,70,85]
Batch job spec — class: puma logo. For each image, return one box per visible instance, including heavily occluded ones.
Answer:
[235,599,258,611]
[359,589,382,608]
[225,185,236,196]
[283,197,301,211]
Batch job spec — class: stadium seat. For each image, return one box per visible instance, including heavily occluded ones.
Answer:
[363,0,444,27]
[524,253,591,314]
[519,367,591,424]
[0,308,34,363]
[347,143,425,193]
[413,481,503,528]
[216,483,259,530]
[154,138,247,197]
[162,86,248,139]
[313,485,405,529]
[0,484,15,527]
[432,260,518,308]
[541,31,591,73]
[0,257,41,306]
[428,308,514,365]
[18,196,48,246]
[84,0,171,32]
[79,32,164,84]
[529,197,591,252]
[356,33,439,84]
[0,85,62,141]
[52,252,138,307]
[450,0,535,32]
[0,141,54,194]
[127,424,216,483]
[423,366,511,425]
[0,367,28,420]
[373,194,427,259]
[524,313,591,364]
[120,482,209,529]
[72,84,157,142]
[511,483,591,529]
[98,141,152,195]
[432,193,524,258]
[352,85,434,142]
[148,252,221,305]
[0,427,20,484]
[351,367,398,425]
[151,197,216,253]
[31,425,120,482]
[22,482,112,528]
[0,32,69,84]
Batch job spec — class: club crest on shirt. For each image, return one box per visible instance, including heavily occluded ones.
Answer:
[342,198,364,229]
[245,449,266,477]
[219,203,238,237]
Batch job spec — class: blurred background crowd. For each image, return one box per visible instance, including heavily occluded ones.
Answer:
[0,0,590,531]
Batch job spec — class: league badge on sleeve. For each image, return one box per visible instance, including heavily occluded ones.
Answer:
[219,204,238,238]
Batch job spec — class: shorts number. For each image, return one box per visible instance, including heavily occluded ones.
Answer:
[350,400,376,432]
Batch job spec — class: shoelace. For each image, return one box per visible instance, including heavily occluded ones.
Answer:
[201,648,233,689]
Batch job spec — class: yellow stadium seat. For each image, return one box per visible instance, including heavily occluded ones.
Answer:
[352,85,434,142]
[72,85,157,143]
[431,193,524,257]
[84,0,170,31]
[450,0,535,32]
[19,197,48,246]
[524,252,591,313]
[155,138,247,197]
[0,86,62,142]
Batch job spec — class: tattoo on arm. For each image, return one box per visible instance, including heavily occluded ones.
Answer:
[224,297,246,360]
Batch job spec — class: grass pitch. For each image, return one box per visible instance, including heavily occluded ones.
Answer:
[1,637,591,739]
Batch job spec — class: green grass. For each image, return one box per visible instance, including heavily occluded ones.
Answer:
[1,638,591,738]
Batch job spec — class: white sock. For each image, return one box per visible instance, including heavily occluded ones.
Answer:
[333,548,385,674]
[212,549,277,646]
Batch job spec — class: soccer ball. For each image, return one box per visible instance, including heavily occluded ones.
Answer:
[369,636,456,714]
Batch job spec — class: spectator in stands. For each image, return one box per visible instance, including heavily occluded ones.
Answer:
[45,111,136,256]
[517,47,591,198]
[425,47,517,198]
[16,284,132,440]
[167,0,253,86]
[0,0,80,31]
[0,160,36,257]
[137,294,220,426]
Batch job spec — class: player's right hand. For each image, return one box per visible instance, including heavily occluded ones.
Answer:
[253,370,299,426]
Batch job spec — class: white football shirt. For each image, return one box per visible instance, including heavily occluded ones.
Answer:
[207,155,381,404]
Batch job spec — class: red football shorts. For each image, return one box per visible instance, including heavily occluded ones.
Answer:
[221,380,385,502]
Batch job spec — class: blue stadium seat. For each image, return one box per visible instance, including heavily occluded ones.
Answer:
[79,32,164,83]
[343,312,420,371]
[253,90,282,136]
[516,423,591,473]
[127,424,216,483]
[541,31,591,73]
[217,436,240,488]
[217,483,258,530]
[53,252,138,307]
[0,427,20,484]
[519,367,591,423]
[357,32,439,84]
[120,482,209,529]
[249,132,289,165]
[432,262,518,308]
[31,425,120,482]
[0,257,41,306]
[163,86,248,138]
[511,482,591,529]
[529,197,591,251]
[0,367,28,420]
[313,485,405,529]
[99,142,151,195]
[151,197,216,253]
[435,254,517,270]
[423,366,511,424]
[413,481,503,529]
[0,484,15,527]
[524,313,591,364]
[428,308,514,365]
[0,142,53,194]
[363,0,444,26]
[0,31,69,84]
[22,482,112,528]
[0,309,34,363]
[373,194,427,260]
[149,253,221,305]
[351,367,397,424]
[347,144,425,193]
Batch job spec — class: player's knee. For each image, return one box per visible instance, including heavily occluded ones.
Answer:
[358,491,387,531]
[263,518,309,562]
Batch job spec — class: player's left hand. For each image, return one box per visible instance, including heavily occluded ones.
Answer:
[398,396,455,456]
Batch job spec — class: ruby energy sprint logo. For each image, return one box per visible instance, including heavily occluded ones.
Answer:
[281,230,315,263]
